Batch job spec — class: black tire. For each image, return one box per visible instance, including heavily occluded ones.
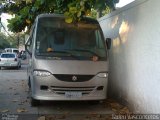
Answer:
[28,79,31,88]
[89,100,100,105]
[28,83,40,106]
[31,97,40,106]
[16,66,19,69]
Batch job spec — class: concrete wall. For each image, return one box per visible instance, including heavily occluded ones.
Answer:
[99,0,160,113]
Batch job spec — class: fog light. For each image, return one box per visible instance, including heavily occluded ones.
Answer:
[40,86,48,90]
[97,86,104,90]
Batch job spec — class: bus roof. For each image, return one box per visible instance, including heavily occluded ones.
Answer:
[36,14,99,24]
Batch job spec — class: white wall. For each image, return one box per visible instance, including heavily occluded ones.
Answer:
[99,0,160,113]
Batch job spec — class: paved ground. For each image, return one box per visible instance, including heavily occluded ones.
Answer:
[0,60,115,120]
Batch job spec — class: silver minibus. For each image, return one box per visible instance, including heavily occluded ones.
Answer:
[25,14,111,106]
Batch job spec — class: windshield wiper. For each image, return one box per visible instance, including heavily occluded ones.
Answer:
[37,51,80,60]
[70,49,101,58]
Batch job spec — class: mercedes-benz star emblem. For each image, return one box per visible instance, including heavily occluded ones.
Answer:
[72,76,77,81]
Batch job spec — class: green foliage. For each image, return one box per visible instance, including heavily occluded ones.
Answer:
[4,0,119,33]
[7,15,27,33]
[8,34,20,48]
[0,32,23,49]
[0,33,11,49]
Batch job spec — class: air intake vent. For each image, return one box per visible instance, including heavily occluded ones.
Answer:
[50,86,96,96]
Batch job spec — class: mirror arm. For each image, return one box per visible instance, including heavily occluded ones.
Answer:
[106,38,111,50]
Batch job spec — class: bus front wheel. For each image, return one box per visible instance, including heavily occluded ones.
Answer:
[31,97,40,106]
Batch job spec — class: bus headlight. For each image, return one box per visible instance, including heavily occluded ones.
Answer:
[97,72,108,78]
[33,70,51,77]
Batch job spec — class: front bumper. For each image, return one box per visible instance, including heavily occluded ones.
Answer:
[0,62,19,67]
[31,75,108,101]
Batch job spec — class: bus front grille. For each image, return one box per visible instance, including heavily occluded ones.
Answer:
[53,74,94,82]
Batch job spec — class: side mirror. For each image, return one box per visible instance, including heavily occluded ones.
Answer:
[25,44,32,56]
[106,38,111,50]
[25,36,32,56]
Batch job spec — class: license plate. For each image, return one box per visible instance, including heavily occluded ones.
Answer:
[5,63,10,66]
[65,92,82,98]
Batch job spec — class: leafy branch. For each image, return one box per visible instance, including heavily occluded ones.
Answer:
[3,0,119,33]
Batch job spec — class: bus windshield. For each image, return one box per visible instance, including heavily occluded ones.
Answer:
[35,17,107,60]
